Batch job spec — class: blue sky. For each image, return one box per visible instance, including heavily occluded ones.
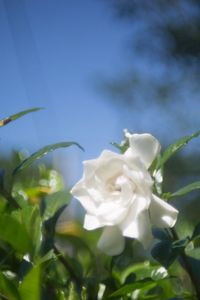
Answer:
[1,0,200,186]
[0,0,132,182]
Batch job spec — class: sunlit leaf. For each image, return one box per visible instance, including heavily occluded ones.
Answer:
[185,247,200,260]
[42,190,70,221]
[111,141,129,153]
[19,265,40,300]
[0,272,20,300]
[171,181,200,198]
[13,141,84,174]
[0,107,42,127]
[0,214,32,253]
[157,130,200,169]
[109,280,157,298]
[20,205,42,256]
[36,249,56,264]
[67,282,80,300]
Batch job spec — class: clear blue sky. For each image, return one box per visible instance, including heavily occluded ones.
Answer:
[0,0,132,182]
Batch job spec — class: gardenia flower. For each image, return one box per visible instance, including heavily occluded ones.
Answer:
[71,133,178,256]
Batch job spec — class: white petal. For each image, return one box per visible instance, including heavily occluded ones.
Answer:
[119,196,152,248]
[71,183,97,214]
[97,226,125,256]
[125,133,161,168]
[84,214,102,230]
[97,201,128,225]
[149,195,178,228]
[135,210,153,248]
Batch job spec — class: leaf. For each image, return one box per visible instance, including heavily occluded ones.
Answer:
[185,247,200,260]
[180,257,200,288]
[21,205,42,256]
[111,141,129,153]
[151,241,178,268]
[0,272,21,300]
[171,181,200,198]
[0,214,32,254]
[192,222,200,240]
[152,228,170,241]
[157,130,200,169]
[67,282,80,300]
[42,190,70,221]
[0,107,42,127]
[13,141,84,174]
[19,264,40,300]
[36,249,56,264]
[109,280,157,298]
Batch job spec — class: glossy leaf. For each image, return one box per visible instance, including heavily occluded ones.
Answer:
[171,181,200,198]
[13,141,84,174]
[151,241,178,268]
[109,280,157,298]
[0,107,42,127]
[0,214,32,253]
[20,205,42,256]
[67,282,80,300]
[42,190,70,221]
[185,247,200,260]
[0,272,20,300]
[19,265,40,300]
[157,130,200,169]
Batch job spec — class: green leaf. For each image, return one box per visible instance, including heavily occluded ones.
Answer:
[171,181,200,198]
[152,238,189,269]
[109,280,157,298]
[13,141,84,174]
[111,141,129,153]
[42,190,70,221]
[0,107,42,127]
[0,214,32,254]
[67,282,80,300]
[151,241,178,268]
[192,222,200,240]
[152,228,170,241]
[0,272,21,300]
[157,130,200,169]
[185,247,200,260]
[36,249,56,264]
[19,264,40,300]
[20,205,42,256]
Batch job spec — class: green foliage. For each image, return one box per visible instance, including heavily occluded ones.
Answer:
[0,214,32,254]
[171,181,200,198]
[0,109,200,299]
[157,129,200,170]
[13,142,84,174]
[19,264,41,300]
[0,107,42,127]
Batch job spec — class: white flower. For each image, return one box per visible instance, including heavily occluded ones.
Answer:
[71,133,178,256]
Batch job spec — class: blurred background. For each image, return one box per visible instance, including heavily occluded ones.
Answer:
[1,0,200,225]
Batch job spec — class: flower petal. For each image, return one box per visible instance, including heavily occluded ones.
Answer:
[119,196,153,248]
[97,226,125,256]
[125,133,161,168]
[149,195,178,228]
[84,214,103,230]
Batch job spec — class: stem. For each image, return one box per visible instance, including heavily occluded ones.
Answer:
[0,293,9,300]
[53,245,82,292]
[170,227,200,300]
